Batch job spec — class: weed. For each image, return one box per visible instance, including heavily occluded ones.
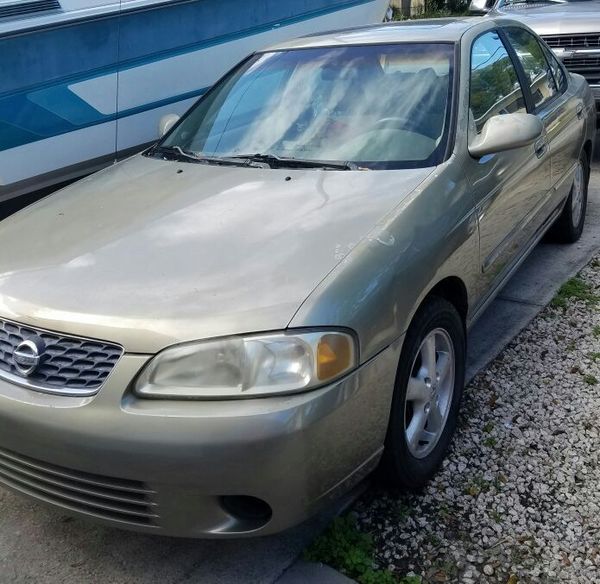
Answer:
[429,560,459,582]
[551,277,599,309]
[426,533,441,547]
[492,474,507,491]
[304,515,419,584]
[437,503,452,520]
[483,436,497,448]
[588,352,600,362]
[593,325,600,338]
[482,421,494,433]
[305,516,372,577]
[490,510,503,523]
[465,475,491,496]
[394,501,411,522]
[496,472,508,484]
[583,374,598,386]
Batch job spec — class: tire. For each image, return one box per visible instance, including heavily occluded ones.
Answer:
[547,151,589,244]
[380,296,466,490]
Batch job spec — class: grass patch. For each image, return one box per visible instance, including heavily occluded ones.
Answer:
[593,325,600,338]
[588,352,600,362]
[551,277,600,310]
[583,374,598,386]
[304,515,421,584]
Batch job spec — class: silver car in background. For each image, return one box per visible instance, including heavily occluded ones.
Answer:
[0,17,594,537]
[470,0,600,115]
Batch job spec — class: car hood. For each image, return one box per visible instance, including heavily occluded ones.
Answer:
[0,155,433,353]
[497,1,600,34]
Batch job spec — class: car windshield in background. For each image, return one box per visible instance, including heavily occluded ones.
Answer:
[158,44,455,170]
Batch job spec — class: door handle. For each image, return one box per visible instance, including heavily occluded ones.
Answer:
[534,138,547,159]
[576,103,584,120]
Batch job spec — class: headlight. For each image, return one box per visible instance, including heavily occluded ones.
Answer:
[134,330,357,399]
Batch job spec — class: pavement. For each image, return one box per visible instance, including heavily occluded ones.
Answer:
[0,157,599,584]
[466,159,600,382]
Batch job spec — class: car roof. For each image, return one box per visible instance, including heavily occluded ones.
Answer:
[264,17,522,50]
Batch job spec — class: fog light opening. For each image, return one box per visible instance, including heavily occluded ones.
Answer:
[220,495,272,527]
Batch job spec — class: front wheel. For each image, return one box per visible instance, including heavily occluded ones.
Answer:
[547,152,589,244]
[380,297,465,490]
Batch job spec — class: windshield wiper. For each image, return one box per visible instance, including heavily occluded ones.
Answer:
[149,147,360,170]
[231,153,360,171]
[151,145,260,167]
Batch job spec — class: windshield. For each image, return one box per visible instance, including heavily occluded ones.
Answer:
[158,44,455,170]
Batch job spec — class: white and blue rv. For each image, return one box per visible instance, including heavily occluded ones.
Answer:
[0,0,391,201]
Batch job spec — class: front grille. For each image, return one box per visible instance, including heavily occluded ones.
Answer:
[0,318,122,396]
[0,447,159,527]
[543,34,600,49]
[542,34,600,85]
[561,55,600,84]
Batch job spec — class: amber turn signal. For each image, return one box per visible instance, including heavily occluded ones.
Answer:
[317,333,353,381]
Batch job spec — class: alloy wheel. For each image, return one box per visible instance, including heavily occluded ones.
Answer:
[404,328,455,459]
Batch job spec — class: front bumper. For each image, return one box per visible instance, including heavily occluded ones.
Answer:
[0,340,401,537]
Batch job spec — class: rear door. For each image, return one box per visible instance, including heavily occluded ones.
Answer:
[502,26,582,217]
[468,30,551,295]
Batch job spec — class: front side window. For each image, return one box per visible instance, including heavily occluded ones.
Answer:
[504,27,558,109]
[470,31,527,133]
[160,43,455,169]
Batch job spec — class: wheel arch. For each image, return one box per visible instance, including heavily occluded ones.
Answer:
[582,139,593,167]
[406,276,470,337]
[380,276,468,489]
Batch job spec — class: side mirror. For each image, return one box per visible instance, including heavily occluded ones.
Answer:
[468,0,492,14]
[158,114,180,138]
[469,113,544,159]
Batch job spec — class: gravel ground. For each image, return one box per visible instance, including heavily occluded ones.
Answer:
[354,254,600,583]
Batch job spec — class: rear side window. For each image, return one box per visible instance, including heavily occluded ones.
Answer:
[504,27,559,109]
[542,43,568,93]
[470,31,527,133]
